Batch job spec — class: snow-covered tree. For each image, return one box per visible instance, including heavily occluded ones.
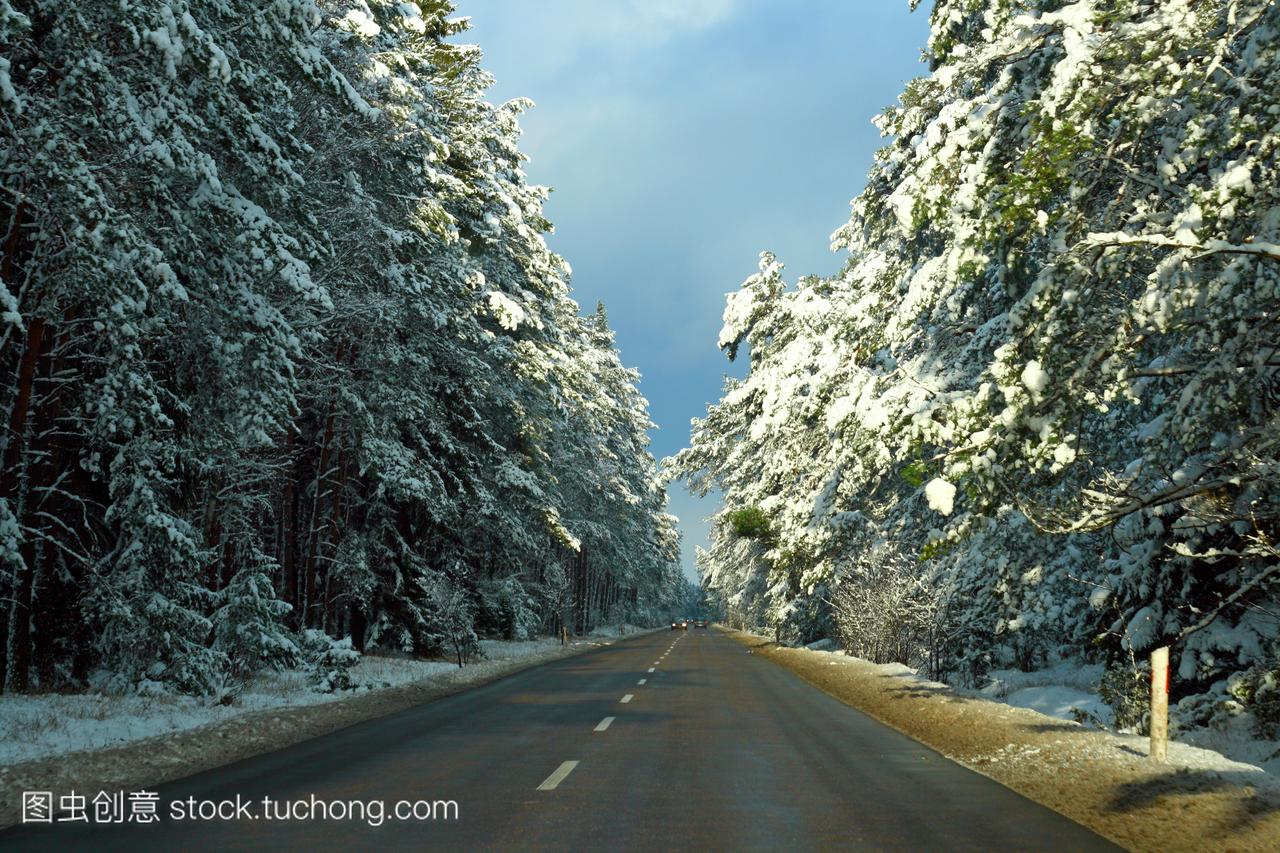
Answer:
[674,0,1280,723]
[1,0,680,695]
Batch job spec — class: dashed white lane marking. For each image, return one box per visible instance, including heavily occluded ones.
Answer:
[620,694,633,703]
[537,761,579,791]
[638,678,647,685]
[595,716,615,732]
[654,661,661,665]
[648,667,655,673]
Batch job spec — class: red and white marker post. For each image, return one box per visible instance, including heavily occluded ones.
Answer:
[1150,646,1169,762]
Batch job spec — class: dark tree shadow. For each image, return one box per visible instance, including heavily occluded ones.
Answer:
[1019,722,1084,733]
[881,679,971,704]
[1105,768,1280,831]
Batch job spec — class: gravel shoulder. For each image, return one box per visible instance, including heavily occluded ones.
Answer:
[725,628,1280,853]
[0,631,650,829]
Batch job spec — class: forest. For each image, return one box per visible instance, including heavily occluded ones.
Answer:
[0,0,684,696]
[670,0,1280,733]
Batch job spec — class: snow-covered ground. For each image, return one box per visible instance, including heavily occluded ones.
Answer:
[813,648,1280,777]
[0,627,643,767]
[976,659,1280,776]
[975,660,1115,730]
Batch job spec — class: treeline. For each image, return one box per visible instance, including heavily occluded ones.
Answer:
[671,0,1280,728]
[0,0,681,695]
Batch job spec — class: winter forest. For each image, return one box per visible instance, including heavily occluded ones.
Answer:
[2,0,1279,756]
[0,0,686,697]
[670,0,1280,733]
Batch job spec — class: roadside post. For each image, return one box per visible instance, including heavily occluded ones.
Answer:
[1150,645,1169,762]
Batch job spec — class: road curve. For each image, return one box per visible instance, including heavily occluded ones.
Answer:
[0,628,1119,851]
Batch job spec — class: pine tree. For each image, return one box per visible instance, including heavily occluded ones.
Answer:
[676,1,1280,715]
[1,0,682,694]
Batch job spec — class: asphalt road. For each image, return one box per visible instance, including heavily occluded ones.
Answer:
[1,628,1119,851]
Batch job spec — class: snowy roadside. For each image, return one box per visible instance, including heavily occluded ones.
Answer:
[968,659,1280,777]
[729,629,1280,853]
[0,626,651,829]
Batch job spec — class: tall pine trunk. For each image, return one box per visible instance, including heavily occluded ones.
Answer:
[302,402,336,629]
[281,430,299,621]
[3,305,47,692]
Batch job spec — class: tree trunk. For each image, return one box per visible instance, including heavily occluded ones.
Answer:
[2,317,45,489]
[321,446,351,636]
[32,544,60,689]
[281,430,299,619]
[2,311,47,693]
[349,604,366,652]
[4,554,33,692]
[302,402,337,629]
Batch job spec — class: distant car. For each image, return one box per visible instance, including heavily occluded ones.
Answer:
[671,620,688,630]
[694,619,707,628]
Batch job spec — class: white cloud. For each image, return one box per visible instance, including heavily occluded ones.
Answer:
[591,0,742,43]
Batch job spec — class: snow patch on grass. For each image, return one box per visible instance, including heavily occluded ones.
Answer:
[1176,715,1280,777]
[976,661,1113,728]
[1003,686,1113,728]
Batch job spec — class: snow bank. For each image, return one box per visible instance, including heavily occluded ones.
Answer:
[1003,687,1112,728]
[974,661,1114,728]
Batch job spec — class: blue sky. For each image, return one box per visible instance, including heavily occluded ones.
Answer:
[458,1,931,580]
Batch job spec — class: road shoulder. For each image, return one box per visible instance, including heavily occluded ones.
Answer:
[723,628,1280,853]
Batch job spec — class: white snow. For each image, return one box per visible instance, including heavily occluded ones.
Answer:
[1004,686,1112,726]
[341,9,382,39]
[397,2,428,34]
[887,179,917,231]
[1172,202,1204,243]
[1177,714,1280,776]
[1217,161,1254,198]
[485,290,527,330]
[924,477,957,515]
[0,57,20,114]
[141,7,186,79]
[975,659,1280,775]
[1020,359,1050,396]
[1052,442,1077,467]
[718,287,756,350]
